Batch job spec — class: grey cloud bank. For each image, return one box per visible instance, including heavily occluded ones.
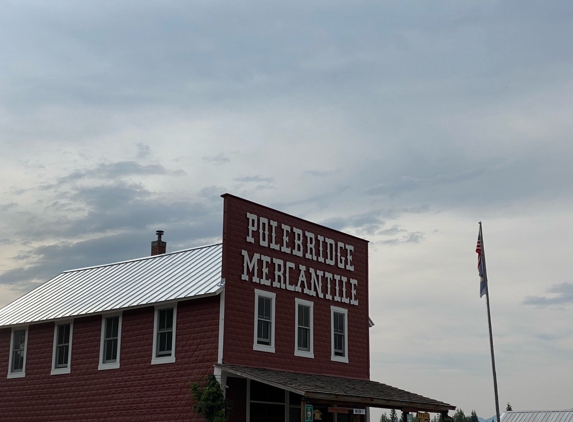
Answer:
[1,0,573,419]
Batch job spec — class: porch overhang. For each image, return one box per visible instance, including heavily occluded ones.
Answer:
[216,364,455,413]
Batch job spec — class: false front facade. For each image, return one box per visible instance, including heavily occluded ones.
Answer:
[0,194,454,421]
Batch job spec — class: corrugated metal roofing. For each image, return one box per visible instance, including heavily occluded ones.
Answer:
[0,243,223,327]
[501,411,573,422]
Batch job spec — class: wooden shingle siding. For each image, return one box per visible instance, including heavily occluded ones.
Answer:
[0,296,219,421]
[221,194,370,379]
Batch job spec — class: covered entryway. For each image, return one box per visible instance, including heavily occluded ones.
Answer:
[216,364,455,422]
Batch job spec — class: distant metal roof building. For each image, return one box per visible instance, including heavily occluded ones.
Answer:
[501,411,573,422]
[0,243,223,327]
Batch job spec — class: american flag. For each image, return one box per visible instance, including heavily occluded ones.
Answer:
[476,224,487,298]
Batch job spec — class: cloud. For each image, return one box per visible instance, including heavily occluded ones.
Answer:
[377,231,424,246]
[304,170,335,177]
[1,194,222,288]
[55,161,178,184]
[523,283,573,307]
[0,202,18,211]
[320,209,385,235]
[365,170,485,199]
[234,175,274,183]
[202,153,230,165]
[136,143,152,159]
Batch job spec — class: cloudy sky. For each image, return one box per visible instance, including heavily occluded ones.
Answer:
[2,0,573,418]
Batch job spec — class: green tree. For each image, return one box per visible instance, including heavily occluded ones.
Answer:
[390,409,399,422]
[506,403,513,412]
[381,413,391,422]
[453,408,467,422]
[471,410,479,422]
[190,374,231,422]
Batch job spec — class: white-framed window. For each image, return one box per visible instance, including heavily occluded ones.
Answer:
[151,305,177,364]
[51,321,73,375]
[294,298,314,358]
[331,306,348,363]
[99,313,122,370]
[8,327,28,379]
[253,289,276,353]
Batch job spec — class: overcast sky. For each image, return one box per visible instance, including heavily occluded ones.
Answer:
[2,0,573,418]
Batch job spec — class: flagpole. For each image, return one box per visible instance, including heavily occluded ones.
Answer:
[479,222,501,422]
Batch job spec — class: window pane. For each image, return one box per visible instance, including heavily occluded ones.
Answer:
[298,305,310,328]
[298,327,309,351]
[104,338,118,362]
[56,345,69,367]
[333,312,345,357]
[105,317,119,339]
[11,329,26,372]
[158,309,173,331]
[158,331,173,355]
[257,320,270,345]
[156,308,174,357]
[13,329,25,350]
[57,324,70,345]
[256,296,272,346]
[258,297,271,320]
[12,351,24,372]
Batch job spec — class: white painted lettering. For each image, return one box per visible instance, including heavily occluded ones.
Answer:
[259,217,269,247]
[337,242,345,269]
[292,228,303,257]
[350,278,358,305]
[296,265,308,293]
[241,250,260,283]
[308,268,324,298]
[345,244,354,271]
[325,272,333,300]
[325,238,336,265]
[341,276,349,303]
[285,261,296,291]
[281,224,291,253]
[317,235,325,263]
[260,254,271,286]
[273,258,285,289]
[305,231,316,260]
[334,274,341,302]
[246,213,257,243]
[269,220,280,250]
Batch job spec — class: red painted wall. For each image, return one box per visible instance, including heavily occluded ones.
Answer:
[0,296,220,421]
[221,194,370,379]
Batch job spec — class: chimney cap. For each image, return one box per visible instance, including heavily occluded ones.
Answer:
[151,230,166,256]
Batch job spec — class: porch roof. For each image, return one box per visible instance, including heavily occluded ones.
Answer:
[216,364,455,413]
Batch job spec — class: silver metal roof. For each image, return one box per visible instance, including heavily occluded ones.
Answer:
[0,243,223,327]
[501,411,573,422]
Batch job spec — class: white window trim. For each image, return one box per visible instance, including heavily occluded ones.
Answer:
[253,289,276,353]
[51,320,73,375]
[7,326,28,379]
[151,304,177,365]
[331,306,348,363]
[98,312,122,371]
[294,298,314,358]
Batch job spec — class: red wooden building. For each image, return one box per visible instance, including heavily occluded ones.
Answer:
[0,194,454,421]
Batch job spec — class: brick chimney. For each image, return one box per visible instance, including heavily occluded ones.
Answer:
[151,230,166,255]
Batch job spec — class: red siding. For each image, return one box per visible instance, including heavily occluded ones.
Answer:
[0,295,220,421]
[221,194,370,379]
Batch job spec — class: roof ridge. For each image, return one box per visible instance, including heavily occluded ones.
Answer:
[62,242,222,273]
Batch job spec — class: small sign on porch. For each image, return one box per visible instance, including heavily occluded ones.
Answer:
[305,404,313,422]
